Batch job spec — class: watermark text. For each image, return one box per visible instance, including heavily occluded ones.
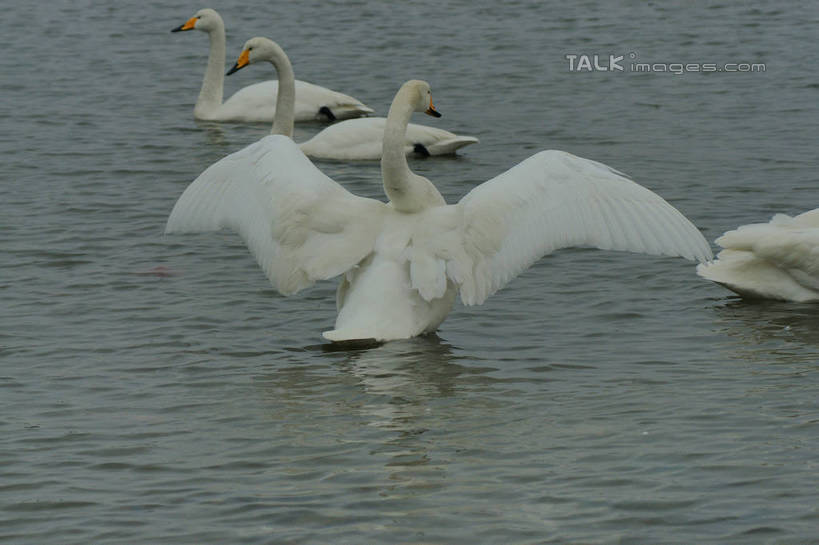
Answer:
[565,53,766,74]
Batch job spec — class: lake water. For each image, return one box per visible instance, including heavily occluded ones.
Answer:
[2,1,818,543]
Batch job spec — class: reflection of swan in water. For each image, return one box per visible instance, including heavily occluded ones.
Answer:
[259,334,472,417]
[256,335,489,484]
[335,334,463,400]
[193,120,229,148]
[711,299,819,360]
[340,337,458,483]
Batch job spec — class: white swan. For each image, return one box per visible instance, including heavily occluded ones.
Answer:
[166,79,712,343]
[697,209,819,302]
[172,9,373,122]
[227,37,478,160]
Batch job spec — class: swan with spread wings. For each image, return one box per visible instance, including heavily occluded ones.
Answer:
[166,76,712,342]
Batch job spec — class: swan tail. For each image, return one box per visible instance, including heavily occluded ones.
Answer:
[321,328,381,343]
[425,136,479,155]
[329,103,376,120]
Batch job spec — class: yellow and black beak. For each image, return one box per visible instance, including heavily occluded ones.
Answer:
[425,99,441,118]
[227,49,250,75]
[171,16,198,32]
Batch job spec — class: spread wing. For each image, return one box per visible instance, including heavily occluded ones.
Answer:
[446,150,712,305]
[165,135,386,294]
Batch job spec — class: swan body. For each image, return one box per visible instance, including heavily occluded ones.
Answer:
[208,79,374,123]
[697,209,819,302]
[299,117,479,161]
[166,80,712,343]
[172,9,373,122]
[228,37,477,160]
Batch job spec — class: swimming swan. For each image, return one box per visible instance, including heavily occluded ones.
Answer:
[226,37,478,160]
[172,9,373,122]
[166,80,712,343]
[697,209,819,302]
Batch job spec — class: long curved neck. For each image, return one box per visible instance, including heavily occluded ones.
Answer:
[381,88,416,205]
[380,87,444,212]
[265,43,295,137]
[195,23,226,116]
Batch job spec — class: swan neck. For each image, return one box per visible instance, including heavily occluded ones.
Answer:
[195,23,226,115]
[266,44,295,137]
[381,97,415,203]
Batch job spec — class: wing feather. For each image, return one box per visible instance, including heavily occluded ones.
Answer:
[165,135,386,294]
[453,150,712,305]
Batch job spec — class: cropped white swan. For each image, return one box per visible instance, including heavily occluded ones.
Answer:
[228,37,478,160]
[166,80,712,343]
[697,209,819,302]
[172,9,373,122]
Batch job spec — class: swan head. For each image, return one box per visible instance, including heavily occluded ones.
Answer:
[171,8,223,33]
[399,80,441,118]
[227,37,280,75]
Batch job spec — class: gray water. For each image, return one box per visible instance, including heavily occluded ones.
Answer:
[2,1,818,543]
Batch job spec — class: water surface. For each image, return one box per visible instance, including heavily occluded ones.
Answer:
[1,1,818,543]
